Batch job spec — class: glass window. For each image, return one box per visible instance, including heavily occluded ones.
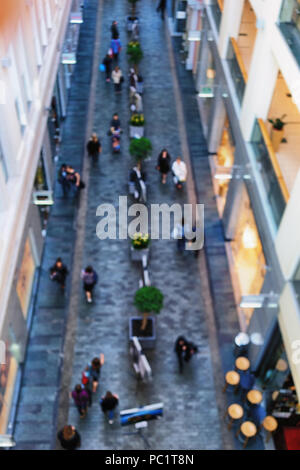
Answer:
[279,0,300,66]
[0,142,8,182]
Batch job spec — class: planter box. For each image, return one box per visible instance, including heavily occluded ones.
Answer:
[129,125,144,139]
[130,246,149,262]
[129,316,156,349]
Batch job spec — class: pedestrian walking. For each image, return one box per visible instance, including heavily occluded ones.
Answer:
[156,148,171,184]
[57,425,81,450]
[100,391,119,424]
[111,20,119,39]
[112,66,123,93]
[49,258,68,290]
[84,354,105,393]
[110,37,122,60]
[156,0,167,20]
[58,164,84,195]
[102,52,113,82]
[81,265,98,303]
[86,133,102,163]
[110,113,121,133]
[172,217,191,252]
[71,384,89,418]
[174,336,188,373]
[172,157,187,189]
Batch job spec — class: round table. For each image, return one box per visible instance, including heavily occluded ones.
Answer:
[262,416,278,442]
[237,421,257,448]
[235,356,250,372]
[247,389,263,405]
[227,404,243,430]
[223,370,240,392]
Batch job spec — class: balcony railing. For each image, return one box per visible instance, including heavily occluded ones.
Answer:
[210,0,223,31]
[279,0,300,67]
[251,119,289,228]
[226,38,248,105]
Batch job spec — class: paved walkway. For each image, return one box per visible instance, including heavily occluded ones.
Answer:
[61,0,225,450]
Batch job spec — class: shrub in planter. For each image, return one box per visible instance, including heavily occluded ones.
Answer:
[129,137,152,162]
[134,286,164,331]
[127,41,143,67]
[268,114,287,151]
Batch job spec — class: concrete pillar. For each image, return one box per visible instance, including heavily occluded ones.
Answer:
[275,169,300,281]
[186,6,199,70]
[222,175,244,240]
[207,87,227,153]
[218,0,244,58]
[240,28,279,141]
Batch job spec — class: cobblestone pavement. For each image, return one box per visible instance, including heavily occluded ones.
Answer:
[64,0,224,450]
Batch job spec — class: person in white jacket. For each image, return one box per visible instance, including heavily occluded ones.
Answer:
[172,157,187,188]
[111,66,123,93]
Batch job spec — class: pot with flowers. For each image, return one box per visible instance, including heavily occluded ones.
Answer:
[129,286,164,348]
[131,232,150,261]
[129,113,145,139]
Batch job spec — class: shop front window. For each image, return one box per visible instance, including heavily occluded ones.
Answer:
[279,0,300,66]
[210,118,235,216]
[230,184,266,324]
[16,237,36,320]
[197,45,216,135]
[0,344,18,434]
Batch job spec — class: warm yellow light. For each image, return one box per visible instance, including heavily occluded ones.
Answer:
[242,225,257,249]
[206,68,215,80]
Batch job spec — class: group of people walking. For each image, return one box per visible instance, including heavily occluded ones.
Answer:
[50,258,98,303]
[156,149,187,188]
[57,354,119,450]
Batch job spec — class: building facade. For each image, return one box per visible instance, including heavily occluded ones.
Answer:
[180,0,300,418]
[0,0,84,437]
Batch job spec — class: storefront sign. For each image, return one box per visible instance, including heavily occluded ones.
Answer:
[61,52,76,65]
[198,85,214,97]
[70,12,83,24]
[33,190,54,206]
[176,11,187,19]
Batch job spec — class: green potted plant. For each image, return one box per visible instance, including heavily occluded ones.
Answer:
[127,41,143,71]
[129,113,145,138]
[131,232,150,261]
[129,137,152,161]
[268,114,287,151]
[133,285,164,334]
[127,0,140,31]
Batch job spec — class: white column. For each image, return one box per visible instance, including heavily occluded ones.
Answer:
[239,30,278,140]
[186,7,199,70]
[275,169,300,280]
[218,0,244,58]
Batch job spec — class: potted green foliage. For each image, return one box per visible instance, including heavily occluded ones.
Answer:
[129,113,145,138]
[129,137,152,161]
[127,41,143,70]
[134,286,164,331]
[268,114,287,151]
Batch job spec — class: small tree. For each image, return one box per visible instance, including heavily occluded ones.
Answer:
[129,137,152,162]
[127,41,143,71]
[134,286,164,330]
[128,0,140,17]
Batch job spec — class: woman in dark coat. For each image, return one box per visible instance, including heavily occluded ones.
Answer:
[156,148,171,184]
[102,52,113,82]
[57,425,81,450]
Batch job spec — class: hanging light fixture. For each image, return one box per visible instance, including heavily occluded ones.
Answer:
[242,225,257,249]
